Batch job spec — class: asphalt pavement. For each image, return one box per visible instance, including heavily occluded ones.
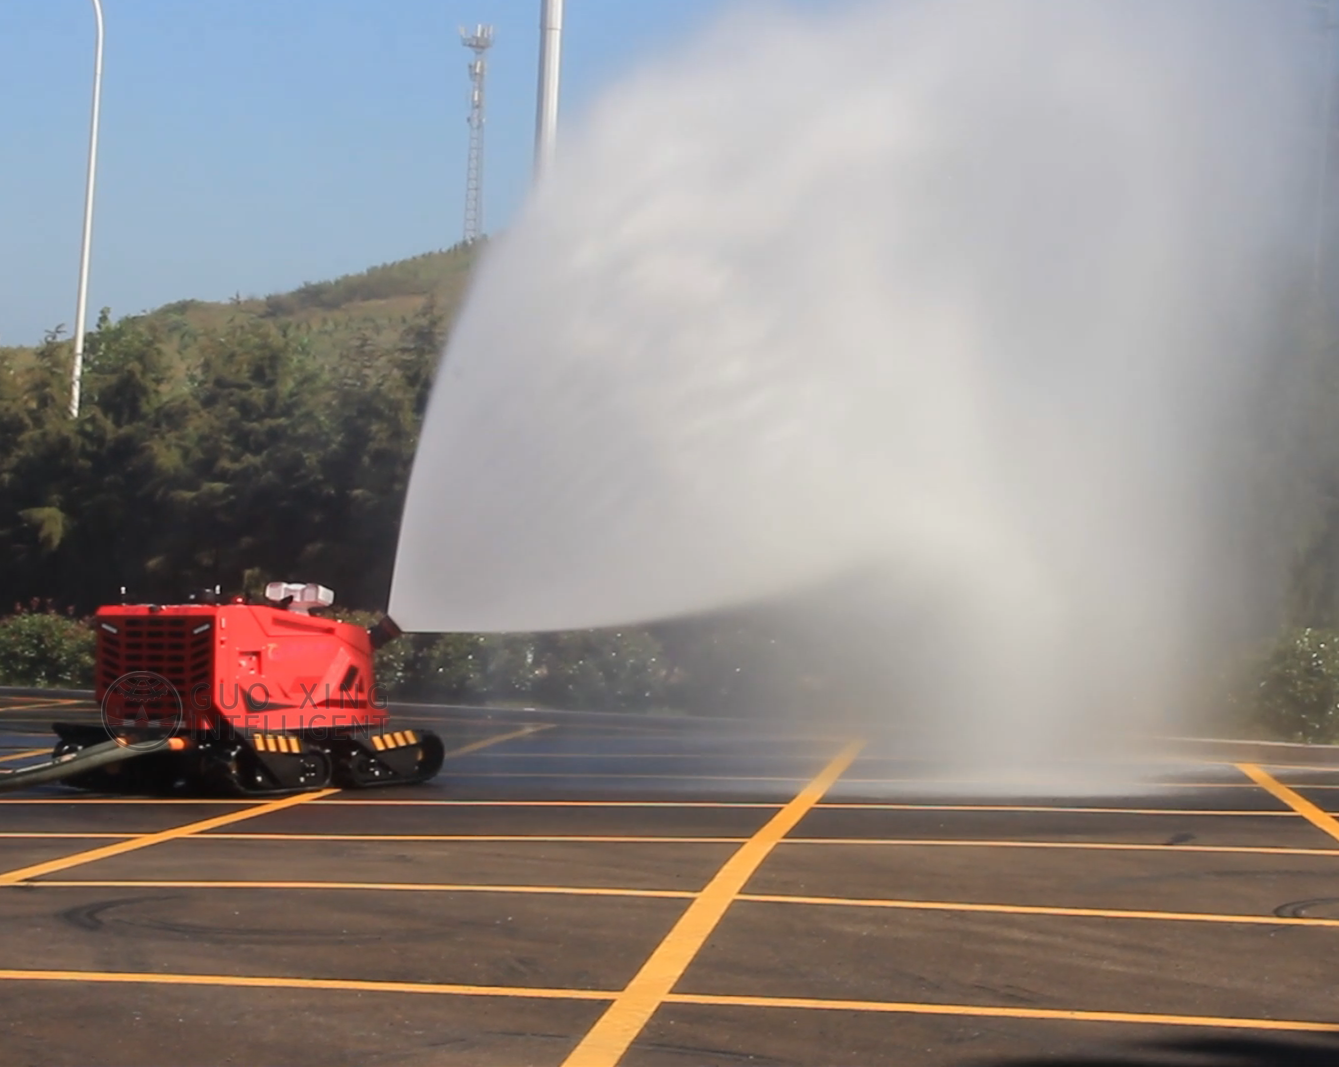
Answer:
[0,693,1337,1067]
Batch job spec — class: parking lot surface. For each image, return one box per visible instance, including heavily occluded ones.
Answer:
[1,693,1337,1066]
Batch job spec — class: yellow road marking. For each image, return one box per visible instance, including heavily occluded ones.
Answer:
[1238,763,1339,845]
[431,771,1323,787]
[0,789,337,884]
[1260,762,1339,772]
[0,833,131,839]
[447,773,809,781]
[0,969,1333,1036]
[442,724,553,758]
[0,797,774,809]
[661,992,1339,1033]
[319,800,782,808]
[560,740,864,1067]
[816,803,1298,817]
[783,838,1339,857]
[0,798,261,805]
[313,798,1337,816]
[36,880,697,899]
[1,794,1317,814]
[0,968,612,1001]
[735,893,1339,928]
[201,834,746,843]
[315,796,1305,819]
[0,698,86,712]
[468,752,826,760]
[835,778,1276,789]
[0,748,49,763]
[1212,782,1339,790]
[4,831,1329,856]
[28,880,1339,929]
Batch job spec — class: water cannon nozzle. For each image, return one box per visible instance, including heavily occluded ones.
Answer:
[368,616,403,650]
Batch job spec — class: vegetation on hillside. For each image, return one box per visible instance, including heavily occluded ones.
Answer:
[0,250,820,713]
[4,245,1339,733]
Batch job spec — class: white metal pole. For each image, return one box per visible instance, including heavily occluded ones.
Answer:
[534,0,562,178]
[70,0,105,418]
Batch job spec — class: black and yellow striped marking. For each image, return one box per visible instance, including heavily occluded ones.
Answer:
[252,734,302,755]
[370,730,418,752]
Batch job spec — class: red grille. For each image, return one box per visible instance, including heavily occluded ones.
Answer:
[97,615,214,705]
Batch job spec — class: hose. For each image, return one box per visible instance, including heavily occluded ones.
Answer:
[0,739,152,793]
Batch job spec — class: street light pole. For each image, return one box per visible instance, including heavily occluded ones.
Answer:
[69,0,104,419]
[534,0,562,178]
[1314,0,1336,295]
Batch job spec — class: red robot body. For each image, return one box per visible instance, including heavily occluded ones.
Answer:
[37,585,443,797]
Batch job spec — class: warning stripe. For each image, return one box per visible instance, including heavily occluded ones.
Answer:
[252,735,301,754]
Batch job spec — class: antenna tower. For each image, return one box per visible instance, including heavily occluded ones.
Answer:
[460,24,494,244]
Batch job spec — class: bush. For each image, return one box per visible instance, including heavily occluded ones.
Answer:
[1248,627,1339,743]
[0,607,95,687]
[532,630,670,712]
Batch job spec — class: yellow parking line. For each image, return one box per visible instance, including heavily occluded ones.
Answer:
[560,740,864,1067]
[99,833,1336,856]
[0,968,612,1001]
[1237,776,1339,787]
[1261,762,1339,773]
[0,699,85,712]
[0,749,49,763]
[835,779,1275,789]
[0,798,754,808]
[201,834,746,843]
[0,968,1333,1034]
[1238,763,1339,845]
[441,724,554,758]
[431,772,1310,787]
[782,838,1339,857]
[318,800,781,808]
[0,833,131,839]
[469,753,820,760]
[662,992,1339,1033]
[0,799,261,805]
[313,798,1334,815]
[0,789,337,884]
[736,893,1339,928]
[13,830,1317,856]
[815,803,1297,816]
[35,880,696,899]
[447,773,809,781]
[28,880,1339,929]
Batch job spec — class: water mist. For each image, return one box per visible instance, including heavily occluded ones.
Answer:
[391,0,1308,783]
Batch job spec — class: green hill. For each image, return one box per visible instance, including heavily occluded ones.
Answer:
[148,242,482,365]
[6,241,483,369]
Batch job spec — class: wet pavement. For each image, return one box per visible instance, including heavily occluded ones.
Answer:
[0,693,1337,1066]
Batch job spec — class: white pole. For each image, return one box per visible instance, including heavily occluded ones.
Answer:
[534,0,562,178]
[70,0,105,419]
[1316,2,1337,294]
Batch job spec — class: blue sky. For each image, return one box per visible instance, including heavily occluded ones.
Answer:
[0,0,777,345]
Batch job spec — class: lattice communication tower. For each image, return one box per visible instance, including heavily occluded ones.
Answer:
[461,24,494,244]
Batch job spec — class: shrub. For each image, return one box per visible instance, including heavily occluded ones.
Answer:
[415,634,491,702]
[1249,627,1339,744]
[532,630,670,711]
[0,607,95,688]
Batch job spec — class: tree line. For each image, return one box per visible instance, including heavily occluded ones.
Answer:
[4,281,1339,732]
[0,306,815,714]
